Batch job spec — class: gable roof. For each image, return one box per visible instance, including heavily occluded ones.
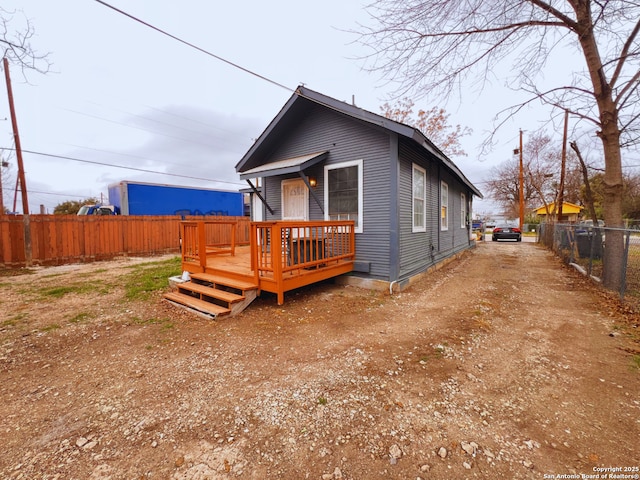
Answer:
[236,86,482,198]
[534,202,583,215]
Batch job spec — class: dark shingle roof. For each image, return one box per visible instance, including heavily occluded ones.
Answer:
[236,85,482,198]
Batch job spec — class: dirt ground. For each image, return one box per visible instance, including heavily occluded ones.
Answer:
[0,241,639,480]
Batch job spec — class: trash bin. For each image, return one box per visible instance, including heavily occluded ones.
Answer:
[576,232,603,259]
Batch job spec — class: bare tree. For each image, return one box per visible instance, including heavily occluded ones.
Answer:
[380,98,472,157]
[486,131,582,219]
[486,158,533,219]
[526,133,560,217]
[1,7,51,75]
[357,0,639,290]
[571,141,599,225]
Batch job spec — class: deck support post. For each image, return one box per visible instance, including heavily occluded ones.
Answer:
[230,222,237,256]
[272,224,285,305]
[250,222,257,273]
[198,221,207,272]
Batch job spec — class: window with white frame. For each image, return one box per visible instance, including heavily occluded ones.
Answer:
[440,181,448,231]
[324,159,363,233]
[412,164,426,232]
[460,193,466,228]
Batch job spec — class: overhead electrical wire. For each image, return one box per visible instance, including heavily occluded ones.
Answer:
[59,107,243,152]
[91,1,383,132]
[0,147,245,186]
[94,0,293,94]
[82,99,252,144]
[16,0,530,209]
[25,189,88,199]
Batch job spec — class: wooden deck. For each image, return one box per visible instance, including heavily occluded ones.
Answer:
[176,220,355,307]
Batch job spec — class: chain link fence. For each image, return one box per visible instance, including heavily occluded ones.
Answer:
[538,223,640,302]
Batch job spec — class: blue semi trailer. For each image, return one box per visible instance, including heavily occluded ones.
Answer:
[108,181,244,216]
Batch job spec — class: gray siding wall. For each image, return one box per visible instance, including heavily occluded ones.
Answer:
[261,104,394,280]
[397,141,473,280]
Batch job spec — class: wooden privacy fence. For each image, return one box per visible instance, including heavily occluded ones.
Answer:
[0,214,250,268]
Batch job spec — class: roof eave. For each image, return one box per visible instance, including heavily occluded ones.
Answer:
[236,85,483,198]
[235,90,301,173]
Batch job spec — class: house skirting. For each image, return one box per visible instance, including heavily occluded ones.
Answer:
[334,247,473,294]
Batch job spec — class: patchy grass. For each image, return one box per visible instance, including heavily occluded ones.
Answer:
[473,318,493,331]
[42,273,65,279]
[40,323,61,332]
[434,344,446,358]
[132,317,169,325]
[69,312,93,324]
[418,344,450,364]
[123,257,181,300]
[39,284,95,299]
[75,268,109,279]
[631,355,640,371]
[131,316,174,330]
[0,268,36,277]
[2,313,28,329]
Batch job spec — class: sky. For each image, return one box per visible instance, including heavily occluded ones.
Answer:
[0,0,593,217]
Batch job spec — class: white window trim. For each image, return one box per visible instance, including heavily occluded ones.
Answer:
[460,193,466,229]
[441,181,449,231]
[324,159,363,234]
[412,163,426,233]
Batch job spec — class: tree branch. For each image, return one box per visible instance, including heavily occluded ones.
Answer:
[609,17,640,90]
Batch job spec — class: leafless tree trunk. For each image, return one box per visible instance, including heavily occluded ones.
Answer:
[570,141,598,225]
[357,0,639,291]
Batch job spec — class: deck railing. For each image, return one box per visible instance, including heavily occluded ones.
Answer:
[181,219,248,270]
[178,219,355,304]
[250,220,356,282]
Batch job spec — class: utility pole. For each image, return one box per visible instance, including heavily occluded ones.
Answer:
[557,110,568,223]
[3,58,28,215]
[519,129,524,230]
[3,57,32,264]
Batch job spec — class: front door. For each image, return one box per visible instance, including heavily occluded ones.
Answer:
[281,179,308,221]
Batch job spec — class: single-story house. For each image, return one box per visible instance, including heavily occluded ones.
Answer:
[235,86,483,291]
[533,202,582,223]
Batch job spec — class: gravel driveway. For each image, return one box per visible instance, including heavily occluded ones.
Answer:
[0,241,638,479]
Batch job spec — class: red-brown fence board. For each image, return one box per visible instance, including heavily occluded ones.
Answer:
[0,214,250,268]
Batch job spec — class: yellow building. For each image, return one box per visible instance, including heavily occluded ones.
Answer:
[533,202,583,223]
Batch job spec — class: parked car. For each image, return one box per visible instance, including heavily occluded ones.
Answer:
[492,224,522,242]
[77,204,119,215]
[576,219,604,234]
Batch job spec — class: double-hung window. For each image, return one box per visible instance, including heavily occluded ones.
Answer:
[412,164,426,232]
[324,159,363,233]
[440,181,449,231]
[460,193,466,228]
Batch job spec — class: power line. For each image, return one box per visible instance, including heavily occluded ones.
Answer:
[59,107,243,152]
[26,189,90,199]
[94,0,293,93]
[0,147,245,186]
[83,99,253,144]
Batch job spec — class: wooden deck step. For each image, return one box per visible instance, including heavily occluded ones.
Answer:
[190,273,258,292]
[163,291,231,317]
[177,282,245,304]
